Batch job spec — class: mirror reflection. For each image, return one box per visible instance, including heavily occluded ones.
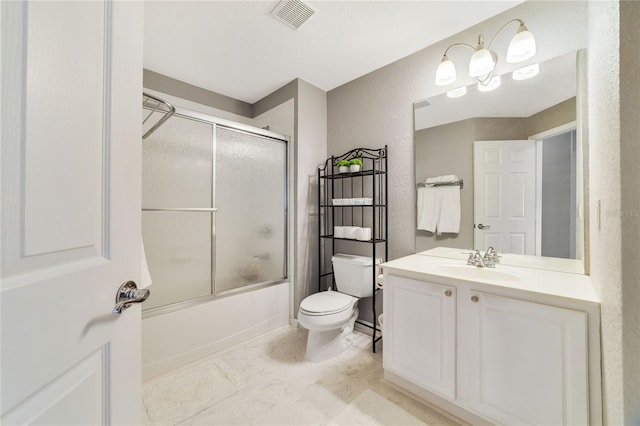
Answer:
[414,51,584,272]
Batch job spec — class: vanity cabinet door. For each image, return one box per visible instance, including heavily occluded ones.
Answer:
[384,275,456,399]
[467,291,588,425]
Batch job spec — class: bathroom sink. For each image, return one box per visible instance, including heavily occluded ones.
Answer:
[431,264,519,282]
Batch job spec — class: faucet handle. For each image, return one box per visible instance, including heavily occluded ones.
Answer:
[484,246,501,263]
[467,250,479,265]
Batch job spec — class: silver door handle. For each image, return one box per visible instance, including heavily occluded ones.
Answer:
[477,223,491,230]
[113,281,150,314]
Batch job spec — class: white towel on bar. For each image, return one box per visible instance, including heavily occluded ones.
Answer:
[436,186,461,234]
[425,174,459,185]
[417,185,461,234]
[417,186,438,232]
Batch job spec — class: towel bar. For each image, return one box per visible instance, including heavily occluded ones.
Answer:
[417,179,464,190]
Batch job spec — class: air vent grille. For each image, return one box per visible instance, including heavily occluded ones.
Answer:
[414,99,432,109]
[271,0,315,30]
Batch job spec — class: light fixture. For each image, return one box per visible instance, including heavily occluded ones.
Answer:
[512,63,540,80]
[434,18,536,87]
[435,55,456,86]
[477,75,501,92]
[447,86,467,98]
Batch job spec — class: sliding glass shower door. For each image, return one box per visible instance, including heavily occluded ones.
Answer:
[214,127,287,293]
[141,113,287,311]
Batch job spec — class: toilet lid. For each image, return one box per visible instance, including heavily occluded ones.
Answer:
[299,291,355,316]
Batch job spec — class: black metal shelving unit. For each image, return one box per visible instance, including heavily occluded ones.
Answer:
[317,146,388,353]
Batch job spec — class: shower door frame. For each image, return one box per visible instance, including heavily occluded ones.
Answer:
[142,106,290,318]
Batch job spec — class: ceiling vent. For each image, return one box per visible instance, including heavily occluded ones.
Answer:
[271,0,315,30]
[414,99,431,109]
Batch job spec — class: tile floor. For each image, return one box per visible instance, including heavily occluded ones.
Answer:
[142,325,461,426]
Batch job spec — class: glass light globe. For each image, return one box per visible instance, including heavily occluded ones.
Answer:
[435,56,456,86]
[469,48,495,77]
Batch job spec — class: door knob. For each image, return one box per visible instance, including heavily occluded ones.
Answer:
[477,223,491,230]
[113,281,150,314]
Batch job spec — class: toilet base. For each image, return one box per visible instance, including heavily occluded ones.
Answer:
[304,307,358,362]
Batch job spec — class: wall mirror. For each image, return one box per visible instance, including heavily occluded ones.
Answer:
[414,50,586,274]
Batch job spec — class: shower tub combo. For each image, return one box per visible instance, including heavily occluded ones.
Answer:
[141,97,290,378]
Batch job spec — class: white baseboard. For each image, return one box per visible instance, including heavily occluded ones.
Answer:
[383,371,490,426]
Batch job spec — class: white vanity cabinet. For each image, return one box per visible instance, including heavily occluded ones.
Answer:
[381,255,601,426]
[465,291,588,425]
[383,275,456,399]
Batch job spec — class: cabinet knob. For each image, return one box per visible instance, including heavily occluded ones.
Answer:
[471,295,479,303]
[445,290,452,297]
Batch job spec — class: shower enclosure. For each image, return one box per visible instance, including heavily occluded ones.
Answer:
[141,108,288,313]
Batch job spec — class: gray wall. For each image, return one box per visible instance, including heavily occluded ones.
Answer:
[527,97,577,137]
[415,118,474,251]
[327,1,588,262]
[143,69,253,118]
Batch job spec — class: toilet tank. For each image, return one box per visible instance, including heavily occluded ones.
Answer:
[332,254,382,298]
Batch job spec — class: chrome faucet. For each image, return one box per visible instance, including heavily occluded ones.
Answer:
[467,250,494,268]
[484,246,501,264]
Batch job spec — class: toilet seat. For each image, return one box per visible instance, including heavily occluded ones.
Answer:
[299,291,355,316]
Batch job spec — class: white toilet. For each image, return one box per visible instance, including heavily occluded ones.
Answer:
[298,254,380,362]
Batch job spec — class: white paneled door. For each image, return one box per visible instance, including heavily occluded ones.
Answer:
[1,2,144,424]
[473,140,536,255]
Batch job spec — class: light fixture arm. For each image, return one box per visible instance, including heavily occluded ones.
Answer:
[486,18,525,51]
[476,72,494,85]
[442,42,475,58]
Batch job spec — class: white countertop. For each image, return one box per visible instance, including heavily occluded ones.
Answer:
[417,247,585,275]
[381,253,599,304]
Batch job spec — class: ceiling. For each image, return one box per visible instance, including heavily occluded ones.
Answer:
[144,1,524,104]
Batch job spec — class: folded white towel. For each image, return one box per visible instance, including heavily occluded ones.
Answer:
[425,174,459,185]
[440,174,459,183]
[417,186,438,232]
[436,186,461,234]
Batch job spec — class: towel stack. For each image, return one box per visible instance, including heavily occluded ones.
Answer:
[417,175,461,235]
[424,174,459,185]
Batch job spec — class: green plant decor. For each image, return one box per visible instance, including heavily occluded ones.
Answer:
[337,160,350,167]
[350,158,363,167]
